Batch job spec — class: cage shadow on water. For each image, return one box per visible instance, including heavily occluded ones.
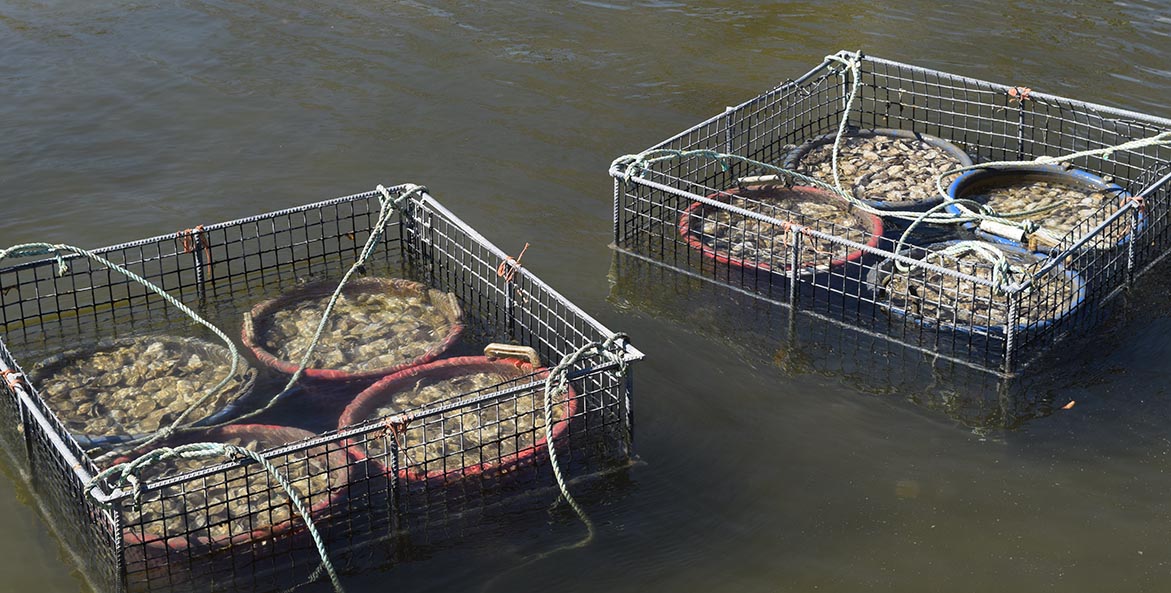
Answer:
[0,186,642,593]
[610,50,1171,375]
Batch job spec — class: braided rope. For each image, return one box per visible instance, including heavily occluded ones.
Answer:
[825,51,864,195]
[0,244,243,465]
[541,332,630,539]
[87,442,344,593]
[479,333,632,593]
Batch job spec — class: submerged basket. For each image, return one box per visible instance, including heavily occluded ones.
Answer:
[117,424,361,556]
[783,128,974,210]
[242,277,465,384]
[338,355,577,483]
[866,240,1086,335]
[945,165,1140,254]
[27,334,258,449]
[678,183,883,276]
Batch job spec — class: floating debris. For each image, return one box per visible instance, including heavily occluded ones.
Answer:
[244,277,464,381]
[29,335,255,446]
[947,167,1133,250]
[339,357,573,479]
[121,425,350,548]
[679,183,882,274]
[870,241,1084,332]
[786,129,972,209]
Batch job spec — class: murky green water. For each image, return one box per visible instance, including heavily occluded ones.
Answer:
[3,1,1171,592]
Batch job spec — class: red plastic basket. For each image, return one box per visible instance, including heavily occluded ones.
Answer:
[241,277,464,385]
[678,184,883,276]
[338,356,577,484]
[116,424,361,555]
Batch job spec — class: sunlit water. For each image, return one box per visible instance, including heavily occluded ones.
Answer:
[2,1,1171,592]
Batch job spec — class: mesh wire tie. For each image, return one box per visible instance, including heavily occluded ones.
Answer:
[0,369,24,392]
[379,414,416,465]
[177,225,213,278]
[1008,86,1033,104]
[378,415,412,441]
[496,242,530,284]
[1128,195,1147,213]
[177,225,206,254]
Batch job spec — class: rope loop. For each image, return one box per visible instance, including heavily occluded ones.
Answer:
[87,442,346,593]
[540,331,632,534]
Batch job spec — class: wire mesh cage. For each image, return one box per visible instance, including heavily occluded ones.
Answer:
[0,185,642,593]
[609,51,1171,373]
[608,250,1089,432]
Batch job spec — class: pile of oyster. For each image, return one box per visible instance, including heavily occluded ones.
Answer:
[30,336,253,441]
[791,134,967,207]
[874,243,1079,330]
[252,278,461,373]
[691,184,874,270]
[966,180,1127,248]
[357,370,569,475]
[124,435,334,544]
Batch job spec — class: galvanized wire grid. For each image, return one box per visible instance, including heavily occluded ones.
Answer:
[0,186,640,593]
[608,250,1095,430]
[611,51,1171,373]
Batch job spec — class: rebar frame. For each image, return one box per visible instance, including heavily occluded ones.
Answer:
[610,51,1171,373]
[0,185,642,593]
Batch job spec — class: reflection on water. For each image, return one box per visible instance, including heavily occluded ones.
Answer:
[608,251,1086,433]
[3,0,1171,591]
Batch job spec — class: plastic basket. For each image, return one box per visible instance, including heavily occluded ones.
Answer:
[241,276,464,385]
[27,334,258,450]
[338,355,576,484]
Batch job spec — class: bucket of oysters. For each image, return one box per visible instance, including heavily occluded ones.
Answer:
[242,276,465,387]
[783,128,974,211]
[28,334,258,452]
[116,424,362,560]
[677,181,883,277]
[337,344,576,484]
[866,240,1086,335]
[945,164,1140,255]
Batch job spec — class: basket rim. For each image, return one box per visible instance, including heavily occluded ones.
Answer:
[27,334,258,448]
[338,355,578,484]
[116,423,363,553]
[241,276,466,383]
[866,239,1087,335]
[677,183,884,276]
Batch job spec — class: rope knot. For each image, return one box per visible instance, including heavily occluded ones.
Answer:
[610,154,642,181]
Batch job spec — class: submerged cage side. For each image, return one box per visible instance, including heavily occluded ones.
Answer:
[611,51,1171,372]
[0,186,639,593]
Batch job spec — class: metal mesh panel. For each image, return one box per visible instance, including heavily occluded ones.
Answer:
[0,185,641,593]
[609,249,1076,430]
[612,51,1170,373]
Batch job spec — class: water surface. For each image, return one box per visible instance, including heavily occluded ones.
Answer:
[3,1,1171,592]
